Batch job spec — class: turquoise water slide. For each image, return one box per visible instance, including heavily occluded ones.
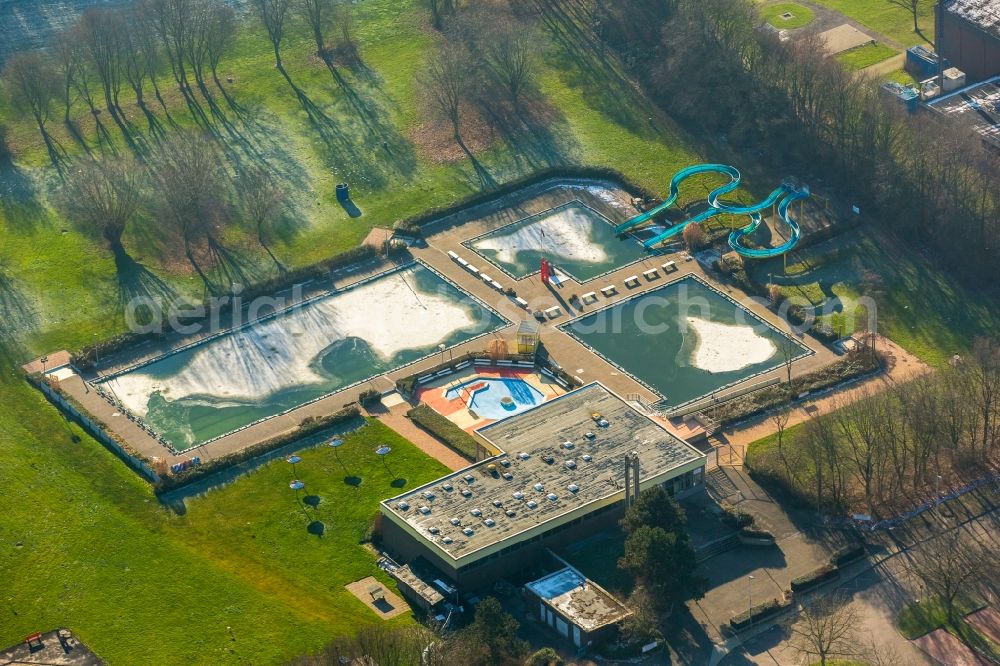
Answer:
[616,163,807,258]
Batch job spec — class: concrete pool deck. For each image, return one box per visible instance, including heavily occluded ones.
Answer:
[44,179,840,469]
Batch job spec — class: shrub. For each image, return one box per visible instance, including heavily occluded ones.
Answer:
[719,505,754,529]
[525,647,564,666]
[682,222,707,250]
[830,544,866,567]
[790,564,839,592]
[358,388,382,405]
[730,598,787,630]
[739,528,775,540]
[406,404,478,460]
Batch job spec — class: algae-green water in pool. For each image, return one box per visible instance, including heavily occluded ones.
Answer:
[561,277,811,407]
[101,265,506,450]
[466,201,647,282]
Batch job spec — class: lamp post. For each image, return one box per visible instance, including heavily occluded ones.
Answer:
[375,445,393,477]
[438,343,447,365]
[287,455,302,483]
[935,474,943,506]
[747,575,755,629]
[328,437,346,472]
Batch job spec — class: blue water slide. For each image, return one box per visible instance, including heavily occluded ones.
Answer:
[728,187,809,258]
[614,163,741,234]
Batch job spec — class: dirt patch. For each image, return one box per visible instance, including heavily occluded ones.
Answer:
[345,576,411,620]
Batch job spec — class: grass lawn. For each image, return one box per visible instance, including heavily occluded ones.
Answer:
[896,595,1000,661]
[748,230,1000,367]
[762,2,816,30]
[885,68,920,86]
[836,42,899,71]
[0,409,448,665]
[810,0,935,46]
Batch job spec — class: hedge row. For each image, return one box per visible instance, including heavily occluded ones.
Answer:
[739,528,775,541]
[406,404,479,461]
[790,564,839,593]
[830,544,866,568]
[74,245,378,369]
[705,347,882,426]
[392,167,657,236]
[154,405,363,493]
[730,598,788,631]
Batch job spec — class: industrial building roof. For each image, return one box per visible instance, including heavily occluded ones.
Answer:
[380,383,706,562]
[526,567,632,632]
[928,76,1000,148]
[945,0,1000,35]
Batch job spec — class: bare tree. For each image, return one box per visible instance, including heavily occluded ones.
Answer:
[425,0,458,31]
[239,166,285,251]
[140,0,193,90]
[682,221,706,250]
[482,19,535,109]
[205,4,237,86]
[3,52,58,144]
[61,156,144,255]
[50,32,82,122]
[149,131,230,278]
[789,595,860,666]
[297,0,335,58]
[907,527,991,626]
[253,0,293,72]
[423,44,474,149]
[886,0,922,35]
[77,6,128,112]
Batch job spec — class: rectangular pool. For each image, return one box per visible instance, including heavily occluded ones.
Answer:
[100,264,507,450]
[464,201,648,282]
[559,277,811,408]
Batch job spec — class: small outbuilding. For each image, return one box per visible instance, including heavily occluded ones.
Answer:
[524,567,632,649]
[516,319,540,355]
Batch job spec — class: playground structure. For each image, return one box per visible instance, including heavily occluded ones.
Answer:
[615,164,809,258]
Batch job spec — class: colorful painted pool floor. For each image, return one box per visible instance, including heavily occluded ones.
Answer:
[417,368,566,431]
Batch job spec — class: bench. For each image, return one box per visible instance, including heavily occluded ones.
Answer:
[447,250,459,260]
[600,285,616,297]
[456,257,468,267]
[491,280,504,291]
[581,291,598,304]
[465,264,479,275]
[662,261,677,273]
[624,275,640,287]
[480,273,493,283]
[514,297,529,309]
[643,268,659,280]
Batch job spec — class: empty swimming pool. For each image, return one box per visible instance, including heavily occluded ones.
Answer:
[465,201,647,282]
[444,377,545,420]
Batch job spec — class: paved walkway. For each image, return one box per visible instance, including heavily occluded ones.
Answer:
[375,402,470,472]
[714,335,929,458]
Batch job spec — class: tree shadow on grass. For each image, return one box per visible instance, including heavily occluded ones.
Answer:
[114,250,179,320]
[0,264,37,365]
[307,520,326,536]
[0,155,46,234]
[344,475,363,487]
[390,477,408,488]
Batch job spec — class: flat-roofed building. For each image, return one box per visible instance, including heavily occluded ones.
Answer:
[525,567,632,649]
[379,383,707,590]
[938,0,1000,82]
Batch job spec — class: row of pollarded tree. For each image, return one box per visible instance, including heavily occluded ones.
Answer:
[1,0,357,163]
[60,131,285,289]
[751,338,1000,517]
[597,0,1000,288]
